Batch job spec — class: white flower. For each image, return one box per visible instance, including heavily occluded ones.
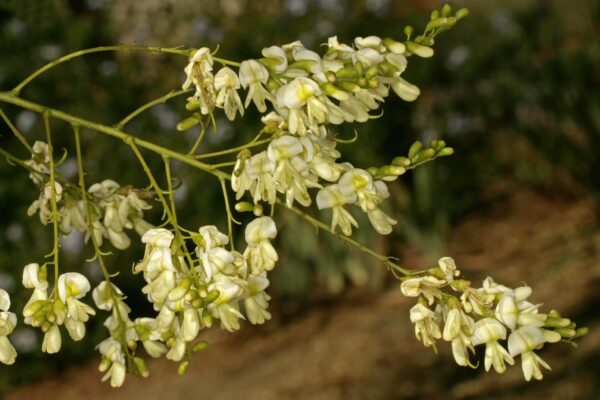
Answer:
[442,308,475,367]
[183,48,214,90]
[0,289,17,365]
[401,276,445,305]
[0,335,17,365]
[471,318,514,373]
[261,45,288,72]
[355,48,384,67]
[409,303,441,348]
[214,67,244,121]
[93,281,124,311]
[244,273,271,325]
[239,59,273,112]
[508,326,551,381]
[212,303,244,332]
[391,77,421,102]
[367,207,397,235]
[0,288,11,312]
[57,272,91,303]
[182,48,216,115]
[182,308,201,342]
[41,324,62,354]
[316,185,358,236]
[198,225,230,250]
[232,151,277,205]
[142,228,174,248]
[97,338,127,387]
[244,216,278,273]
[438,257,459,281]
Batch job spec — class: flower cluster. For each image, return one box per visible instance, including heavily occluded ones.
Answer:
[402,257,586,381]
[25,143,154,250]
[88,217,278,387]
[179,15,469,237]
[0,289,17,365]
[22,263,95,354]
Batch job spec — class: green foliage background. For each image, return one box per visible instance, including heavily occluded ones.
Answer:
[0,0,597,392]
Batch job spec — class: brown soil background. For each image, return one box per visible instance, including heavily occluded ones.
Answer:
[6,190,600,400]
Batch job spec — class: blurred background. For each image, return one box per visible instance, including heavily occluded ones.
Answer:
[0,0,599,398]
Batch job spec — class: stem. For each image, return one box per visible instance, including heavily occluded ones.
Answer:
[212,57,241,68]
[130,142,195,274]
[193,138,271,159]
[116,89,192,129]
[218,177,239,251]
[11,45,189,95]
[0,93,230,181]
[0,108,32,152]
[279,201,412,276]
[74,125,133,359]
[0,146,35,171]
[42,112,61,295]
[187,118,208,155]
[163,156,196,270]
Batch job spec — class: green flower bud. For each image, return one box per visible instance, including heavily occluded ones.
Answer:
[178,361,189,376]
[206,289,220,304]
[406,41,434,58]
[335,67,356,79]
[437,147,454,156]
[455,8,469,20]
[235,202,255,212]
[176,116,201,131]
[426,18,448,32]
[185,100,200,111]
[134,357,150,378]
[392,156,411,167]
[408,141,423,160]
[192,341,208,352]
[383,38,406,54]
[441,4,452,17]
[379,165,406,177]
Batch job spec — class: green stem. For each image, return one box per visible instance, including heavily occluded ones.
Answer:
[73,124,133,360]
[116,88,192,129]
[42,112,61,295]
[193,138,271,159]
[11,45,189,95]
[213,57,241,68]
[163,156,197,270]
[0,146,35,171]
[218,177,239,251]
[279,201,412,276]
[0,92,230,181]
[0,108,32,152]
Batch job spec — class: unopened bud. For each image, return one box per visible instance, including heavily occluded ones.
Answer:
[178,361,190,375]
[201,309,213,327]
[205,289,220,304]
[426,18,448,31]
[253,203,264,217]
[437,147,454,156]
[392,156,411,167]
[185,100,200,111]
[441,4,452,17]
[235,202,255,212]
[338,81,361,93]
[176,116,201,131]
[408,141,423,160]
[455,8,469,20]
[134,357,150,378]
[406,41,434,58]
[192,341,208,352]
[575,327,589,338]
[379,165,406,177]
